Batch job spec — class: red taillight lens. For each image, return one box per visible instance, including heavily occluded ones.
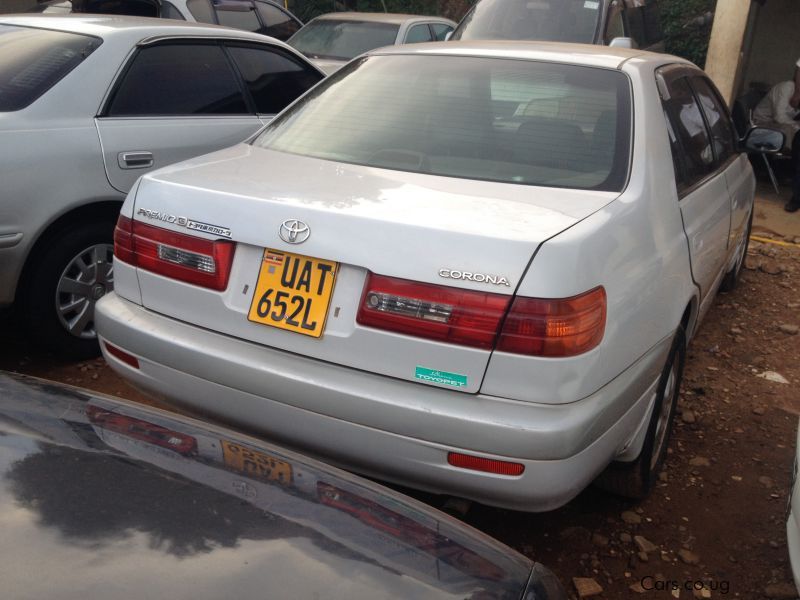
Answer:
[447,452,525,476]
[497,286,606,357]
[113,215,234,291]
[356,274,511,349]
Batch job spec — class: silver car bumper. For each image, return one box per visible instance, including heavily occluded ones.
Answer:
[96,292,668,511]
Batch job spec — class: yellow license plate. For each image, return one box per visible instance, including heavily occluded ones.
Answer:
[247,249,337,338]
[221,440,293,486]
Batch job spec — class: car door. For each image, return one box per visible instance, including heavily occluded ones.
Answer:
[657,66,732,315]
[95,39,319,194]
[688,75,752,253]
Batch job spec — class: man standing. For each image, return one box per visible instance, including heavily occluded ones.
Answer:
[753,58,800,212]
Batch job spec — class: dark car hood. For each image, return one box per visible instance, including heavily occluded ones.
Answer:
[0,373,535,600]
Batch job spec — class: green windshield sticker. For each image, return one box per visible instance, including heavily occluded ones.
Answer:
[415,366,468,388]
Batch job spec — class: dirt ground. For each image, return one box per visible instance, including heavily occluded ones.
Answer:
[1,189,799,599]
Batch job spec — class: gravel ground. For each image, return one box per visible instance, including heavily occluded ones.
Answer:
[1,234,798,599]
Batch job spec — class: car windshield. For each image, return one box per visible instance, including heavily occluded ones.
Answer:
[253,54,632,191]
[451,0,602,43]
[0,25,101,111]
[287,19,399,61]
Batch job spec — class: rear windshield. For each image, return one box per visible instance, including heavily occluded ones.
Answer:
[0,25,101,111]
[253,54,632,192]
[287,20,399,61]
[451,0,601,43]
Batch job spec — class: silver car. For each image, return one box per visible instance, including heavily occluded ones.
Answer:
[96,42,781,511]
[0,15,323,358]
[287,12,456,74]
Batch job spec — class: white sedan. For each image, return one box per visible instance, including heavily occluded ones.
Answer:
[0,15,323,358]
[96,42,782,511]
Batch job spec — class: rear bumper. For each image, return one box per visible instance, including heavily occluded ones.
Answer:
[96,292,668,511]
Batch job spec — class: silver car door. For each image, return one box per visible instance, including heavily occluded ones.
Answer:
[659,70,731,311]
[690,75,753,251]
[95,40,263,194]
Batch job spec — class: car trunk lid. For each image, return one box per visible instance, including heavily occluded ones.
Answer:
[128,144,616,392]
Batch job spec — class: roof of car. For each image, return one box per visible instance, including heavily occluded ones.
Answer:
[370,40,689,70]
[312,12,453,25]
[0,13,271,42]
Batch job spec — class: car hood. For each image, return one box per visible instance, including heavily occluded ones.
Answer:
[0,372,537,600]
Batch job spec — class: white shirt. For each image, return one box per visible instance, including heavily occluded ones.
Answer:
[753,80,799,147]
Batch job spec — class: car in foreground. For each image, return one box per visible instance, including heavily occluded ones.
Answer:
[96,41,782,511]
[0,15,323,358]
[450,0,664,51]
[0,372,566,600]
[27,0,303,41]
[287,12,456,74]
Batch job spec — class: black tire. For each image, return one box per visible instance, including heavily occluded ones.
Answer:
[24,220,115,360]
[720,212,753,293]
[594,326,686,499]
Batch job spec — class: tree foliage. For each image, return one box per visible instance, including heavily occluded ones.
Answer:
[659,0,717,66]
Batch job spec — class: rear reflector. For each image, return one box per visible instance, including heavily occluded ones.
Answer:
[356,274,511,349]
[103,342,140,369]
[447,452,525,476]
[114,215,234,291]
[497,287,606,357]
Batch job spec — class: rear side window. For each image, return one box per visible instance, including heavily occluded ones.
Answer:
[431,23,453,41]
[660,76,714,192]
[254,55,632,192]
[0,25,101,112]
[690,76,737,165]
[626,2,663,47]
[161,1,185,19]
[106,43,248,116]
[216,5,261,32]
[255,2,301,40]
[406,24,433,43]
[186,0,215,23]
[226,44,322,113]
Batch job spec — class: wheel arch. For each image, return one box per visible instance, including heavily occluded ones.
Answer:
[17,200,122,302]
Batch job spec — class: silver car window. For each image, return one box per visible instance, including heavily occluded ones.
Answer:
[0,25,101,112]
[254,55,632,191]
[287,20,399,61]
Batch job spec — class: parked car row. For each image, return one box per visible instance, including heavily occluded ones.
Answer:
[30,0,304,41]
[0,15,324,358]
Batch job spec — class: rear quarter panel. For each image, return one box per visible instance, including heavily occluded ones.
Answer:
[0,35,128,304]
[481,58,697,404]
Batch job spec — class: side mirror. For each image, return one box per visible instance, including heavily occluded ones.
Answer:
[742,127,785,154]
[444,31,453,41]
[609,36,636,49]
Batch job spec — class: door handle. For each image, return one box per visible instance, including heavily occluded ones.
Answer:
[118,151,154,169]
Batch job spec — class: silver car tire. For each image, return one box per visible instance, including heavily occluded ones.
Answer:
[25,220,115,360]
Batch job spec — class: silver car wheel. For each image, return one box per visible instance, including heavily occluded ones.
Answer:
[650,359,678,471]
[55,244,114,339]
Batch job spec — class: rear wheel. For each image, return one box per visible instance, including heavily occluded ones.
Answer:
[25,220,115,360]
[720,212,752,292]
[595,326,686,499]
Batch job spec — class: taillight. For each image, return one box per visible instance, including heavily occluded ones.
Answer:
[356,274,511,349]
[114,215,234,291]
[496,287,606,357]
[356,273,605,358]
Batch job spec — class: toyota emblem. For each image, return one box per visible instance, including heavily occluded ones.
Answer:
[279,219,310,244]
